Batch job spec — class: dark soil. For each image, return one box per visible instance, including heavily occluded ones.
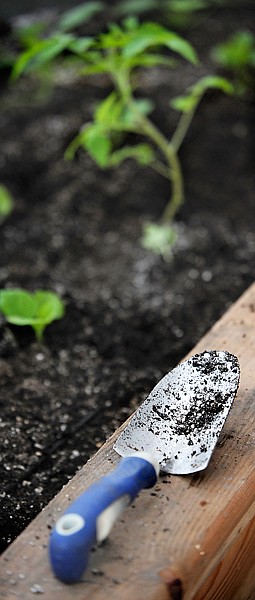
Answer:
[0,1,254,553]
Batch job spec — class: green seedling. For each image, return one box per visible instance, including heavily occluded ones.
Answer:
[0,184,14,221]
[11,16,232,257]
[0,289,65,342]
[211,30,255,96]
[63,19,232,256]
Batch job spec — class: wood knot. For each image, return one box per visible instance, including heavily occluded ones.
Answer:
[167,578,183,600]
[160,567,184,600]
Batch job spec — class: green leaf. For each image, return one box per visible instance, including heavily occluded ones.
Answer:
[79,52,113,76]
[14,21,48,48]
[171,75,234,112]
[166,0,207,13]
[64,130,87,160]
[114,0,157,16]
[65,124,111,164]
[133,98,154,116]
[109,143,155,166]
[127,53,177,69]
[79,124,111,167]
[141,222,177,259]
[0,185,14,219]
[11,33,74,80]
[190,75,234,96]
[94,92,123,125]
[122,22,198,65]
[33,291,64,323]
[113,98,154,130]
[212,31,255,70]
[97,25,129,51]
[68,37,94,55]
[171,94,196,112]
[94,94,154,132]
[0,290,36,321]
[164,34,198,65]
[57,1,104,32]
[0,289,64,341]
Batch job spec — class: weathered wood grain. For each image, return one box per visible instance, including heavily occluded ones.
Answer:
[1,282,255,600]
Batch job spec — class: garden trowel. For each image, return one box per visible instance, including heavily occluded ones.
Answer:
[49,350,240,583]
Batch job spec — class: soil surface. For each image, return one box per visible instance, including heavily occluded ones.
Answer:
[0,1,254,553]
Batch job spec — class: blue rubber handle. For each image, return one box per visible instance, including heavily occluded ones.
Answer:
[49,454,158,583]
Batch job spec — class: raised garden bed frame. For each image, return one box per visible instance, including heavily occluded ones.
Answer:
[1,282,255,600]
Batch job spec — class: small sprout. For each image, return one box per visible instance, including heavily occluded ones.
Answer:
[0,185,14,221]
[0,289,65,342]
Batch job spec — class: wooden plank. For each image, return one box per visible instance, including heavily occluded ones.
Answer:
[1,282,255,600]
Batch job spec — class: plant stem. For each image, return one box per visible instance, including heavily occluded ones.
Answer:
[129,98,184,223]
[151,160,172,180]
[161,144,184,222]
[137,113,184,222]
[34,325,44,342]
[113,69,184,224]
[171,100,200,153]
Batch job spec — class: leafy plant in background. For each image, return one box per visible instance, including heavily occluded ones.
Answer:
[0,184,14,222]
[11,15,232,257]
[0,1,104,82]
[211,30,255,96]
[114,0,225,30]
[0,289,65,342]
[56,1,104,32]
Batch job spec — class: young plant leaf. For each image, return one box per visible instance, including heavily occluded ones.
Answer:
[126,53,177,69]
[57,1,104,32]
[171,75,233,112]
[114,0,157,16]
[190,75,234,96]
[94,92,124,126]
[77,124,112,167]
[166,0,208,13]
[0,185,14,220]
[211,30,255,70]
[113,98,154,131]
[109,143,155,167]
[11,33,74,80]
[0,289,65,342]
[67,37,94,56]
[14,21,48,49]
[94,94,153,132]
[79,51,112,76]
[132,98,154,116]
[122,22,198,65]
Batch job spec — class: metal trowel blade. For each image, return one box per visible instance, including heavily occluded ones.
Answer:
[114,350,240,475]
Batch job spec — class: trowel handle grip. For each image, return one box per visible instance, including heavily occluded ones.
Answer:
[49,453,159,583]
